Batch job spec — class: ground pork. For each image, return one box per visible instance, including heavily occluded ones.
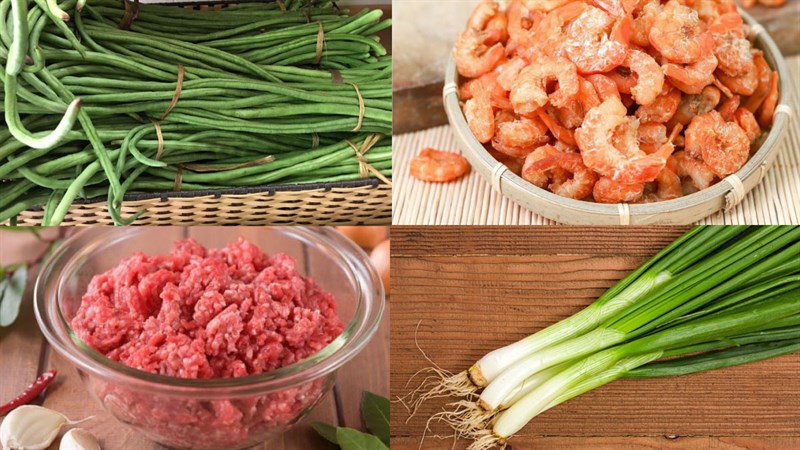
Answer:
[70,238,347,448]
[72,238,344,378]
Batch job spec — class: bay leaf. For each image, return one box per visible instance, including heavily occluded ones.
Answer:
[0,266,28,327]
[312,421,339,445]
[361,391,390,446]
[336,427,388,450]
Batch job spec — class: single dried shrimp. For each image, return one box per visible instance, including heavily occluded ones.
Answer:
[410,149,470,183]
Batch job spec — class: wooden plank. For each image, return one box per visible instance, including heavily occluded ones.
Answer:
[335,303,390,429]
[0,269,46,406]
[392,436,800,449]
[393,83,449,135]
[391,226,690,256]
[305,227,390,431]
[0,230,58,407]
[390,227,800,448]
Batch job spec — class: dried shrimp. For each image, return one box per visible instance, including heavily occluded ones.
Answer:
[531,152,598,199]
[410,149,470,183]
[453,0,780,202]
[684,110,749,177]
[564,6,630,74]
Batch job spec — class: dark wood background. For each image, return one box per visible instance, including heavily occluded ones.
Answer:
[390,226,800,449]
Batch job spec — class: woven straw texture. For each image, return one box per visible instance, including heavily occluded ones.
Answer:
[12,182,391,226]
[393,56,800,226]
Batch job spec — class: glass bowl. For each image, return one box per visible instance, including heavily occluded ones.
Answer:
[34,227,384,450]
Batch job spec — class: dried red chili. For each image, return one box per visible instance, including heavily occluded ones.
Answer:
[0,370,57,416]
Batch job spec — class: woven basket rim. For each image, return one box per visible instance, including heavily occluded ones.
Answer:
[443,7,792,225]
[50,178,384,208]
[12,182,391,225]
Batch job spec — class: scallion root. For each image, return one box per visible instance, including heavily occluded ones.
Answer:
[395,367,462,418]
[418,419,457,450]
[413,370,477,411]
[428,399,496,440]
[466,429,504,450]
[396,321,481,421]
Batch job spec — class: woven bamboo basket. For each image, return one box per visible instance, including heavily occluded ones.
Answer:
[12,180,391,226]
[443,8,792,225]
[6,0,392,226]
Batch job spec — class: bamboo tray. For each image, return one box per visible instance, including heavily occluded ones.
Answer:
[443,8,792,225]
[5,0,392,226]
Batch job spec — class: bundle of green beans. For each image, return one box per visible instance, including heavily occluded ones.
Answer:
[0,0,392,224]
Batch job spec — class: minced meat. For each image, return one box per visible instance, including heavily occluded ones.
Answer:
[71,238,344,378]
[70,238,346,448]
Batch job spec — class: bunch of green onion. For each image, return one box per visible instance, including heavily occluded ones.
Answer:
[412,226,800,450]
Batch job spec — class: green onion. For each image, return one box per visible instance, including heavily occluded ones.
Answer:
[476,227,800,411]
[410,227,800,450]
[525,328,800,418]
[429,226,747,400]
[489,290,800,444]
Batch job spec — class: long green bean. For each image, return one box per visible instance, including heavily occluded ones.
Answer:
[1,0,392,225]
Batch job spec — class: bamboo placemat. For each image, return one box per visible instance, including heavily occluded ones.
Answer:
[393,56,800,225]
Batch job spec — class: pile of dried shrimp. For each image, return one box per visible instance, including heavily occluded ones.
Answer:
[455,0,780,204]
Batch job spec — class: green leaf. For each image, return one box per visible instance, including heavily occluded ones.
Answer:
[0,266,28,327]
[336,427,388,450]
[312,421,339,445]
[361,392,390,446]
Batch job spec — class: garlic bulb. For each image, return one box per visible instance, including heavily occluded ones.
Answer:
[0,405,68,450]
[60,428,100,450]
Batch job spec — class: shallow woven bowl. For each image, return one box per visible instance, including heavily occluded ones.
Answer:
[443,8,792,225]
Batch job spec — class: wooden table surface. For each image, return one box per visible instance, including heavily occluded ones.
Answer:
[390,226,800,449]
[0,228,389,450]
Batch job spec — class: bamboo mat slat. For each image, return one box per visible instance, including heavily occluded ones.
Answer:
[392,56,800,225]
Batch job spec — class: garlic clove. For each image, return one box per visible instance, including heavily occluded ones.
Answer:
[60,428,101,450]
[0,405,69,450]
